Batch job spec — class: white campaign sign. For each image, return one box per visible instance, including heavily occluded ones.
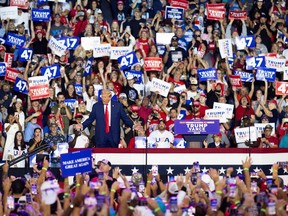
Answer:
[174,85,186,94]
[48,36,67,57]
[254,123,275,138]
[156,33,175,45]
[234,126,257,143]
[81,37,100,50]
[110,46,132,60]
[205,109,227,123]
[150,78,171,97]
[265,57,286,72]
[284,68,288,81]
[213,102,234,119]
[93,43,111,58]
[0,6,18,20]
[218,39,233,58]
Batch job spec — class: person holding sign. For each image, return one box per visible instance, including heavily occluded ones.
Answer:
[30,20,51,55]
[256,124,279,148]
[76,89,135,148]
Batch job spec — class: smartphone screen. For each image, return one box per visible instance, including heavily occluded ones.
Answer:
[210,199,217,212]
[191,173,197,185]
[26,193,32,203]
[31,184,37,195]
[96,195,105,211]
[169,197,178,213]
[98,172,104,181]
[151,165,158,176]
[193,161,200,173]
[7,196,14,210]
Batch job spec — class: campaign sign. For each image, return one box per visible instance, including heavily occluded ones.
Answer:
[234,126,257,143]
[52,142,69,158]
[60,149,92,177]
[32,8,50,22]
[64,99,76,112]
[156,33,175,45]
[18,48,33,62]
[205,109,227,123]
[165,6,184,21]
[213,102,234,119]
[233,70,254,82]
[74,83,83,96]
[5,33,26,48]
[37,0,48,5]
[0,6,18,20]
[228,10,247,20]
[10,0,29,9]
[28,76,49,100]
[57,37,79,50]
[93,43,111,58]
[255,123,275,138]
[207,7,226,20]
[4,53,14,68]
[118,51,138,70]
[236,35,255,50]
[41,64,61,80]
[174,84,186,94]
[143,57,162,71]
[275,81,288,95]
[206,3,225,8]
[265,57,286,72]
[81,37,100,50]
[135,137,147,148]
[83,57,93,77]
[124,70,142,84]
[48,36,67,57]
[14,77,28,94]
[229,75,243,88]
[256,67,276,82]
[150,78,171,97]
[246,56,265,70]
[174,120,220,135]
[0,62,6,76]
[110,46,132,60]
[198,68,217,81]
[5,67,18,82]
[170,0,188,9]
[173,138,187,148]
[218,39,233,58]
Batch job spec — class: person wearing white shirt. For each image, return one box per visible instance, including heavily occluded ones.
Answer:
[148,119,174,148]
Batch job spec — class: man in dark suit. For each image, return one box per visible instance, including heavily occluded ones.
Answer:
[76,89,134,148]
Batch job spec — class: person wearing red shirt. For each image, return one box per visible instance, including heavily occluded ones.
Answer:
[257,124,279,148]
[166,108,182,139]
[138,96,152,124]
[199,93,208,118]
[73,11,88,36]
[135,28,154,57]
[235,96,256,126]
[185,101,201,120]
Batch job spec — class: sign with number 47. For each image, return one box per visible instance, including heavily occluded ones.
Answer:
[276,82,288,95]
[118,51,139,70]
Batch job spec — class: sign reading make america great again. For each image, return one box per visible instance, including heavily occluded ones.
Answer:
[174,120,220,135]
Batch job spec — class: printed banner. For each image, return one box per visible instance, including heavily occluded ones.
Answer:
[205,109,227,123]
[83,57,93,77]
[60,149,92,177]
[255,123,275,138]
[170,0,188,9]
[31,8,51,22]
[174,84,186,94]
[124,70,143,84]
[156,33,175,45]
[207,7,226,20]
[52,142,69,158]
[265,57,286,72]
[48,36,67,57]
[81,37,100,50]
[256,67,276,82]
[246,56,265,70]
[110,46,132,60]
[197,68,217,81]
[5,33,26,48]
[18,48,33,62]
[206,3,225,8]
[150,78,171,97]
[14,77,28,94]
[235,35,255,50]
[57,37,79,50]
[275,81,288,95]
[40,64,61,80]
[0,6,18,20]
[218,39,233,58]
[4,53,14,68]
[93,43,111,58]
[28,76,49,100]
[118,51,138,70]
[10,0,29,9]
[233,70,254,82]
[143,57,162,71]
[174,120,220,135]
[229,75,243,88]
[213,102,234,119]
[5,67,18,83]
[74,83,82,96]
[234,126,257,143]
[0,62,6,76]
[64,99,76,113]
[165,6,184,20]
[173,138,187,148]
[228,10,247,20]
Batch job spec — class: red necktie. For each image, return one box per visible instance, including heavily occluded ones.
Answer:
[105,105,110,133]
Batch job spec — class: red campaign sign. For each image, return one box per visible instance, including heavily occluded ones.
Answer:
[10,0,29,9]
[207,3,225,8]
[143,57,163,71]
[228,10,247,20]
[171,0,188,9]
[207,7,226,20]
[29,85,50,100]
[276,82,288,95]
[4,53,14,68]
[229,75,243,88]
[5,68,19,83]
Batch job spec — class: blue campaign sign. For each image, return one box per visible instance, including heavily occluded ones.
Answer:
[174,119,220,135]
[233,70,254,82]
[57,37,79,50]
[124,70,143,84]
[165,6,184,20]
[18,48,33,62]
[198,68,217,81]
[41,64,61,80]
[118,51,138,70]
[173,138,187,148]
[246,56,265,70]
[5,33,26,48]
[74,83,83,96]
[83,57,93,77]
[31,8,51,22]
[0,62,6,76]
[238,35,256,48]
[64,99,76,112]
[256,67,276,82]
[37,0,47,5]
[14,77,28,94]
[60,149,92,177]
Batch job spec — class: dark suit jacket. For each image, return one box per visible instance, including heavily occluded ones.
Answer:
[83,100,133,146]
